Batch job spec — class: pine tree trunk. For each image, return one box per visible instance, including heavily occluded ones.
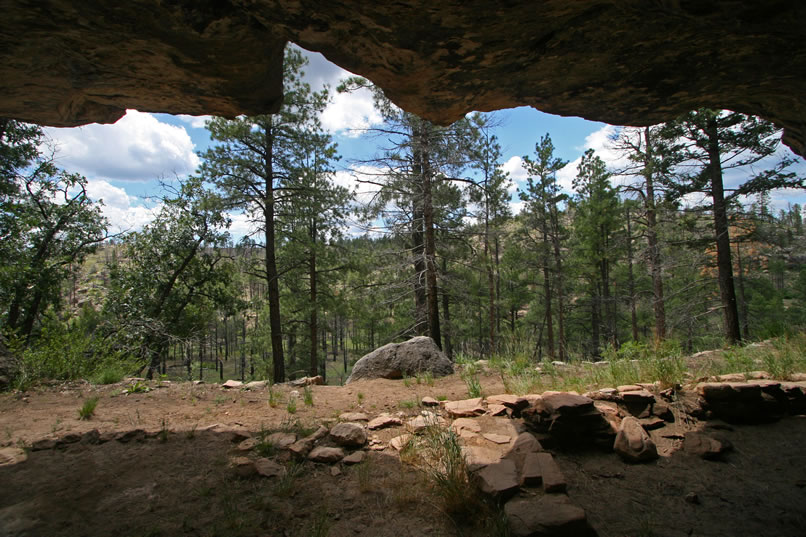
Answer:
[706,115,742,344]
[626,206,639,341]
[264,124,285,382]
[421,142,442,349]
[309,219,318,377]
[643,127,667,341]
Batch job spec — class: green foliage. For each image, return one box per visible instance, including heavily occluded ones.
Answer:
[12,314,132,391]
[286,397,297,414]
[124,381,150,395]
[78,396,99,420]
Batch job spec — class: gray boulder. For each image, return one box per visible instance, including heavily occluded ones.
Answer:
[346,336,453,383]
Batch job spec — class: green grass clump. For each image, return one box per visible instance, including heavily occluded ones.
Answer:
[303,385,314,407]
[78,396,99,420]
[286,397,297,414]
[461,370,483,398]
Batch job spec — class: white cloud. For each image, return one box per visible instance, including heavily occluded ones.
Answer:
[45,110,199,182]
[556,125,630,193]
[84,179,161,234]
[320,88,383,136]
[177,114,212,129]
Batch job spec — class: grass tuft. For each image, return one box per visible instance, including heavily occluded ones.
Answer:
[78,396,99,420]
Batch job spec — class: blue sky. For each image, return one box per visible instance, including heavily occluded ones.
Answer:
[43,47,805,237]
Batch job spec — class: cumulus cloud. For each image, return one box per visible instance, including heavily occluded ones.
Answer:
[45,110,199,182]
[84,179,161,234]
[556,125,629,193]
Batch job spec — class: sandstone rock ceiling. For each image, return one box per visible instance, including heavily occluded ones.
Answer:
[1,1,804,156]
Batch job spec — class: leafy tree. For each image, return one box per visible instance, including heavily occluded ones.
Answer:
[105,177,235,378]
[1,120,108,341]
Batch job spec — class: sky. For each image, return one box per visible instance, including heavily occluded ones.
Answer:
[43,46,806,238]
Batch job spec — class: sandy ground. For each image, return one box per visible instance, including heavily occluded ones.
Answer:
[1,371,805,537]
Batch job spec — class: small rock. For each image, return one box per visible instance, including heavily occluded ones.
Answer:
[330,423,368,448]
[266,432,297,448]
[683,432,732,460]
[231,456,257,478]
[617,384,643,393]
[367,415,402,430]
[685,492,700,505]
[222,380,243,389]
[451,417,482,436]
[254,458,285,477]
[308,446,345,463]
[407,412,442,432]
[653,401,674,421]
[621,389,655,404]
[389,434,411,451]
[330,466,342,476]
[192,380,204,385]
[0,447,27,466]
[342,451,366,465]
[475,459,519,497]
[534,452,567,492]
[483,433,512,445]
[421,396,440,406]
[540,392,595,416]
[487,404,509,416]
[716,373,747,382]
[444,397,486,418]
[289,375,325,387]
[339,412,369,422]
[236,437,258,452]
[505,494,595,537]
[614,416,658,463]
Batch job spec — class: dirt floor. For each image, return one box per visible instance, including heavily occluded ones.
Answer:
[1,371,805,537]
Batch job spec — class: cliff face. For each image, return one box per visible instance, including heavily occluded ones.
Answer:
[1,1,804,155]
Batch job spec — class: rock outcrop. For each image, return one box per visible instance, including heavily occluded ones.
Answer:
[1,2,805,157]
[346,336,453,383]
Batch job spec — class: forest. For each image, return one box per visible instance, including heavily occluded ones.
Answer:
[2,48,805,390]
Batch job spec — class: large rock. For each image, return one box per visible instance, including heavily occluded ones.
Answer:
[683,431,733,460]
[346,336,453,383]
[1,3,805,157]
[613,416,658,463]
[329,423,367,448]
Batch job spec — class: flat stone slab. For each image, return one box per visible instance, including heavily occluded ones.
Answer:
[475,458,519,497]
[540,392,595,416]
[462,445,501,472]
[521,452,543,486]
[367,415,403,430]
[486,394,529,411]
[534,452,566,492]
[621,389,655,403]
[342,451,366,465]
[445,397,485,418]
[487,404,509,416]
[505,494,595,537]
[421,396,440,406]
[407,412,442,432]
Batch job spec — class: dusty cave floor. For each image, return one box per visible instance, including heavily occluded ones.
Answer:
[0,372,805,537]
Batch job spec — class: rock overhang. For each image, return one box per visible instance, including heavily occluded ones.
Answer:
[1,0,804,156]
